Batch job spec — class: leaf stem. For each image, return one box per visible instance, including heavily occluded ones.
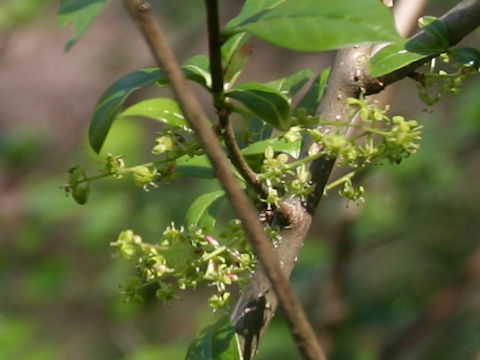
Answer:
[74,142,201,185]
[324,171,355,192]
[204,0,268,199]
[315,119,390,136]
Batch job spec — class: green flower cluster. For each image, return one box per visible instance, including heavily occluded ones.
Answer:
[418,50,480,105]
[258,98,422,203]
[111,221,255,309]
[259,145,315,207]
[64,127,202,204]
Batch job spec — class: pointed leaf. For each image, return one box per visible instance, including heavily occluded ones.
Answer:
[296,67,330,115]
[226,0,400,52]
[58,0,112,50]
[185,190,225,232]
[118,98,191,131]
[222,33,252,86]
[265,68,314,99]
[88,68,167,153]
[186,316,242,360]
[227,83,291,131]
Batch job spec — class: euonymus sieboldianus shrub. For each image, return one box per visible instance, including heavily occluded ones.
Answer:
[59,0,480,358]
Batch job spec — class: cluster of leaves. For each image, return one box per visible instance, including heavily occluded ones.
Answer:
[111,221,257,309]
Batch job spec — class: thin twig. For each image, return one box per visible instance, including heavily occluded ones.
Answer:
[204,0,267,198]
[122,1,326,359]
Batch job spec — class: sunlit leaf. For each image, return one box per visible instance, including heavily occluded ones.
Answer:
[186,316,243,360]
[89,68,167,153]
[185,190,224,233]
[225,0,400,52]
[58,0,112,50]
[369,17,450,77]
[227,82,291,131]
[369,41,441,77]
[118,98,190,131]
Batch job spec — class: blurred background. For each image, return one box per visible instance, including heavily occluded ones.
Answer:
[0,0,479,359]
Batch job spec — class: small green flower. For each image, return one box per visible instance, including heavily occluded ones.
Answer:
[66,166,90,205]
[105,154,125,177]
[155,282,176,303]
[152,135,176,154]
[339,179,365,202]
[131,165,158,188]
[283,126,302,142]
[209,292,231,308]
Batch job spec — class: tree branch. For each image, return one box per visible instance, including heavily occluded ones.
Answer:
[314,1,431,354]
[123,1,326,359]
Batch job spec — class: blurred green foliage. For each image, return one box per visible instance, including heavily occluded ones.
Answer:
[0,0,53,29]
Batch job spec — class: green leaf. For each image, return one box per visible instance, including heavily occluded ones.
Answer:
[89,57,212,153]
[89,68,167,153]
[369,40,443,77]
[242,138,301,159]
[265,68,314,99]
[164,55,211,89]
[118,98,191,131]
[176,155,215,179]
[222,33,252,86]
[248,116,273,143]
[450,47,480,68]
[296,67,330,115]
[416,16,449,49]
[227,0,286,28]
[369,17,450,77]
[185,190,224,233]
[369,41,426,77]
[225,0,400,52]
[227,82,291,131]
[58,0,112,50]
[186,316,243,360]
